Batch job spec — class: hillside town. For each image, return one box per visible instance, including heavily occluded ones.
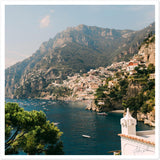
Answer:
[50,46,155,102]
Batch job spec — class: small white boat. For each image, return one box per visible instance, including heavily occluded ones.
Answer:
[82,135,91,138]
[97,112,108,116]
[54,122,59,125]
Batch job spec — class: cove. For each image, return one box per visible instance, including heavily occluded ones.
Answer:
[5,98,153,155]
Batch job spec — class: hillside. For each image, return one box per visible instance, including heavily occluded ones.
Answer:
[5,23,155,98]
[92,34,155,125]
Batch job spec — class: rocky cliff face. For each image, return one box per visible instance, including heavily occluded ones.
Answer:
[123,108,155,127]
[126,81,142,98]
[86,100,100,112]
[137,107,155,127]
[5,23,155,99]
[138,35,155,66]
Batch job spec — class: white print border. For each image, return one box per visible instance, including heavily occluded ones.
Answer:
[0,0,159,160]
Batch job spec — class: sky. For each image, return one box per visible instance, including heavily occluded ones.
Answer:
[5,5,155,68]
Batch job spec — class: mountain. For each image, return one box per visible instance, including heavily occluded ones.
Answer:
[5,23,155,98]
[138,34,155,67]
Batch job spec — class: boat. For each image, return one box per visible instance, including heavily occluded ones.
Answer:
[82,135,91,138]
[52,102,56,104]
[97,112,108,116]
[54,122,59,125]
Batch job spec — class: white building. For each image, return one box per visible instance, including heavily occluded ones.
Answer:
[149,73,155,80]
[108,80,117,88]
[118,108,155,155]
[127,62,138,72]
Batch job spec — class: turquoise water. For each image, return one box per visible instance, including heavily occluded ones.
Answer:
[5,98,153,155]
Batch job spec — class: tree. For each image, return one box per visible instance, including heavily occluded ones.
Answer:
[141,99,154,114]
[122,93,143,119]
[95,86,107,99]
[119,79,128,95]
[5,102,64,155]
[147,63,155,74]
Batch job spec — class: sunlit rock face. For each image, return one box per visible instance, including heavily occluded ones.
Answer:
[5,23,155,99]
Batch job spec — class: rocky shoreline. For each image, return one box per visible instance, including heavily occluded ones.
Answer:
[85,100,100,112]
[85,100,155,127]
[6,96,155,127]
[137,109,155,127]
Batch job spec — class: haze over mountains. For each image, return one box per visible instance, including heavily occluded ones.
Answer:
[5,23,155,98]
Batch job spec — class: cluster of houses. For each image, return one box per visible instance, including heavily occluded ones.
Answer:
[61,62,127,99]
[63,73,103,100]
[50,51,154,100]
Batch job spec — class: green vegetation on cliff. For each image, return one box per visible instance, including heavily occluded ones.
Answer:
[95,64,155,118]
[94,76,128,112]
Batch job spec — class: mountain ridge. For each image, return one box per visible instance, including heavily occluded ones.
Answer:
[5,23,155,98]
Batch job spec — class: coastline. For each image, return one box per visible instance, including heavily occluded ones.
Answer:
[108,110,124,114]
[6,97,155,127]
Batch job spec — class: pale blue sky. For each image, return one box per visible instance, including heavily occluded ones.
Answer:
[5,5,155,68]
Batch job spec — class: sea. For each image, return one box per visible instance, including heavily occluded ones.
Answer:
[5,98,154,155]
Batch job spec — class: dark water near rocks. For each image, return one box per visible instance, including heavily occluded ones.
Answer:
[5,98,153,155]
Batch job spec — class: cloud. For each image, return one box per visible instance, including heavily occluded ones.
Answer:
[50,9,54,13]
[40,15,50,28]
